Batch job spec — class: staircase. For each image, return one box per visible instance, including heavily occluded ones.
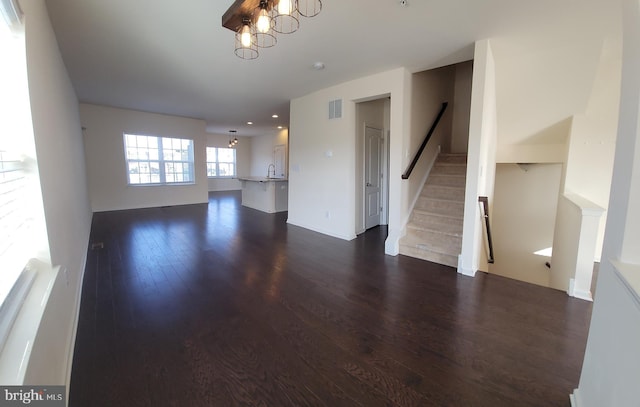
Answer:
[399,153,467,268]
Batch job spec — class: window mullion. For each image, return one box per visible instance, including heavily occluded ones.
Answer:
[216,148,220,177]
[158,137,166,184]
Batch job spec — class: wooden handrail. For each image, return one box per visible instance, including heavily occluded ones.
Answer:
[478,196,495,264]
[401,102,448,180]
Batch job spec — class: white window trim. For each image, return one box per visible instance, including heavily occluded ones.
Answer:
[206,147,237,179]
[124,134,195,186]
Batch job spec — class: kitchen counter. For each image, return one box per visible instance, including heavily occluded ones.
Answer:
[238,176,289,182]
[238,177,288,213]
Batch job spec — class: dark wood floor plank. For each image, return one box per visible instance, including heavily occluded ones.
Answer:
[69,191,592,406]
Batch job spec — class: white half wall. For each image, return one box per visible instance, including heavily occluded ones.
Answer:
[81,104,208,211]
[20,0,93,387]
[550,193,604,298]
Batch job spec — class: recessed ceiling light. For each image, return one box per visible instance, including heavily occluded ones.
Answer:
[272,114,279,118]
[312,62,325,70]
[247,121,253,125]
[277,126,283,129]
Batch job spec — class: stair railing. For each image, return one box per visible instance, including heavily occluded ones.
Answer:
[478,196,495,264]
[401,102,448,180]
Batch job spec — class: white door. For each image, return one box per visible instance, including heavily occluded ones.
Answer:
[365,126,383,229]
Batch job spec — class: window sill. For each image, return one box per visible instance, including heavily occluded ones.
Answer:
[126,182,196,187]
[0,259,57,384]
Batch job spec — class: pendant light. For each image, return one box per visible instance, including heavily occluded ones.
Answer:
[234,17,258,60]
[222,0,322,59]
[272,0,299,34]
[255,0,277,48]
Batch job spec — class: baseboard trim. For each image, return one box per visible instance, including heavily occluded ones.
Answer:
[385,229,402,255]
[286,218,356,241]
[570,388,581,407]
[457,255,477,277]
[568,278,594,302]
[64,250,90,399]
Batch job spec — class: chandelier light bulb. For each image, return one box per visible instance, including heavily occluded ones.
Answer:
[277,0,293,15]
[256,8,270,33]
[241,24,252,47]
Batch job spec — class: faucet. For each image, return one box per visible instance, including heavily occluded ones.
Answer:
[267,164,275,178]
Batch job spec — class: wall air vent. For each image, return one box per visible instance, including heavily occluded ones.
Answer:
[329,98,342,120]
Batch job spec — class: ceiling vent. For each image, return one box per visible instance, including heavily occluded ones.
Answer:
[329,99,342,120]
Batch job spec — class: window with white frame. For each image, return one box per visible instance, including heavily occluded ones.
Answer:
[124,134,194,185]
[0,0,47,342]
[206,147,236,178]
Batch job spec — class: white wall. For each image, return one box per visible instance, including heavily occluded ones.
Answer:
[563,39,622,261]
[250,129,288,177]
[451,60,473,154]
[574,0,640,404]
[288,68,411,244]
[492,34,602,148]
[81,104,208,211]
[20,0,92,386]
[458,39,498,276]
[205,133,250,191]
[491,20,609,164]
[490,163,561,287]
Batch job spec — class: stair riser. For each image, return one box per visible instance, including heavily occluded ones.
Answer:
[409,219,463,235]
[436,155,467,165]
[421,185,465,201]
[411,212,464,229]
[406,228,462,253]
[426,175,466,188]
[399,245,458,268]
[415,198,464,217]
[432,164,466,176]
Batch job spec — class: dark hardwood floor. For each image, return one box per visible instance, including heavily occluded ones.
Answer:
[69,191,592,407]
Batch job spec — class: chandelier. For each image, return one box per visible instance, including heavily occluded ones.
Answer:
[222,0,322,60]
[228,130,239,148]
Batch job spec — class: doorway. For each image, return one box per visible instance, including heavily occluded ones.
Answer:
[355,97,390,235]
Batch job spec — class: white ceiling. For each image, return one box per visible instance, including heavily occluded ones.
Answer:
[44,0,618,137]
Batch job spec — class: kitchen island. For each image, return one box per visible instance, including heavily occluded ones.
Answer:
[238,177,288,213]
